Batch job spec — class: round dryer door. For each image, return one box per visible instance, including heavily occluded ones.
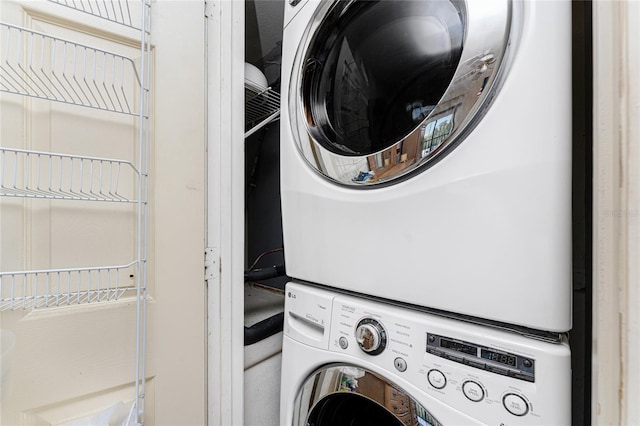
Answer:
[293,365,442,426]
[288,0,514,186]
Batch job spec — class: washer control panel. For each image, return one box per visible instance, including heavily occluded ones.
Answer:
[322,290,571,426]
[426,333,535,382]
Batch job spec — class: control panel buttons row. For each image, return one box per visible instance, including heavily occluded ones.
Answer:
[427,372,486,403]
[426,372,530,417]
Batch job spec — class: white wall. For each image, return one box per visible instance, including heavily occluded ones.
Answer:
[593,1,640,424]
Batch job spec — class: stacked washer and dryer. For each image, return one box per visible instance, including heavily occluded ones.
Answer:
[278,0,572,424]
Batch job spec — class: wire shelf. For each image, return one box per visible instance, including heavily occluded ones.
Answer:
[245,86,280,137]
[0,147,139,202]
[47,0,145,30]
[0,22,142,115]
[0,261,138,311]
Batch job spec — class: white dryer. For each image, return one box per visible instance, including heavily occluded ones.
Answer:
[280,0,572,332]
[280,282,571,426]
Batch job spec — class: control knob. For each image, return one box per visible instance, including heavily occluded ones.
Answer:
[355,318,387,355]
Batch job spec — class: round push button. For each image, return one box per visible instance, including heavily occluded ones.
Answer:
[503,393,529,416]
[462,380,485,402]
[394,357,407,372]
[427,369,446,389]
[338,337,348,349]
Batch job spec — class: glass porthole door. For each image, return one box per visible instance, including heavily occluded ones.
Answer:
[293,365,443,426]
[288,0,514,186]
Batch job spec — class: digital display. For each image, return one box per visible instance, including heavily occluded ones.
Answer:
[440,338,477,356]
[426,334,533,381]
[481,349,517,367]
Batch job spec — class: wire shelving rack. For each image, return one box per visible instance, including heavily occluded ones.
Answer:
[245,85,280,138]
[0,1,151,423]
[0,22,142,115]
[0,262,138,311]
[0,147,139,202]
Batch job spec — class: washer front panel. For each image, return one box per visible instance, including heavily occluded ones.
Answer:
[289,0,513,186]
[278,281,572,425]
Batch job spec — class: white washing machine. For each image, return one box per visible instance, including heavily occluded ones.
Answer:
[280,282,571,426]
[280,0,572,332]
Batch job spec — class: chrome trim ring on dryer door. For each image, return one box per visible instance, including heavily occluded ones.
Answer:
[288,0,514,186]
[293,364,443,426]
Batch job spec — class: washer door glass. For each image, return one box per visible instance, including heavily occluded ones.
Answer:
[289,0,513,186]
[307,393,404,426]
[302,0,464,156]
[293,365,443,426]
